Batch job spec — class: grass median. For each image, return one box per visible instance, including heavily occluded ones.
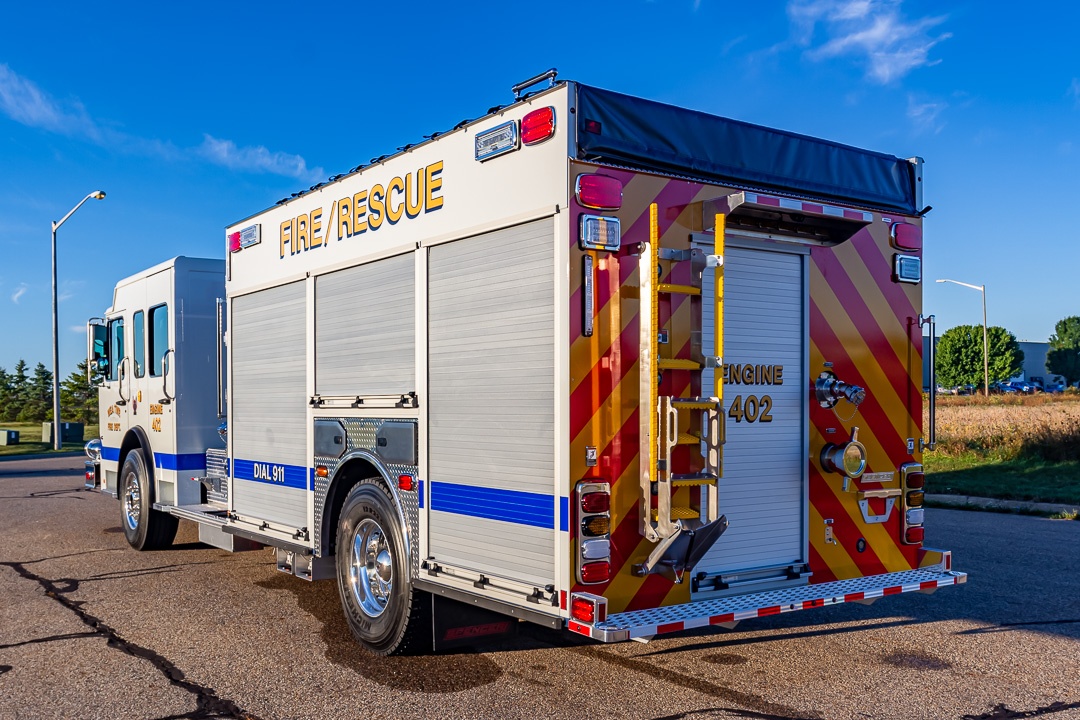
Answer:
[0,421,98,457]
[924,393,1080,506]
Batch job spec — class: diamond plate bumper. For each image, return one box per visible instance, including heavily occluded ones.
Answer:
[569,567,967,642]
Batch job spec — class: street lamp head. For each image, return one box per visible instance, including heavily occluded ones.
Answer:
[90,191,106,200]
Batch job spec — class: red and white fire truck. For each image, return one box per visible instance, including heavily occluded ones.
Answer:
[85,70,963,654]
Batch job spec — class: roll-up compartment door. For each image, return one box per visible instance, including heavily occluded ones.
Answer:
[695,243,807,583]
[427,219,555,587]
[231,281,308,529]
[315,252,415,397]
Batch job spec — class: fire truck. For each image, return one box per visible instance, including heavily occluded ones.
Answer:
[85,70,964,654]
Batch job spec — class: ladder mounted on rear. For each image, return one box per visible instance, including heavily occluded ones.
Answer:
[635,206,729,582]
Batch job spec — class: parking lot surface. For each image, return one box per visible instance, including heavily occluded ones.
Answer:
[1,456,1078,720]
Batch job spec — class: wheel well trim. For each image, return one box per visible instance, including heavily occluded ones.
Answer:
[321,450,412,570]
[119,426,155,492]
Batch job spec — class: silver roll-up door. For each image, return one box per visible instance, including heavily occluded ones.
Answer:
[315,252,415,397]
[231,281,308,529]
[695,242,806,581]
[427,219,555,587]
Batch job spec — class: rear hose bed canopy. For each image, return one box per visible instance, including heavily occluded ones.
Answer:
[574,84,918,215]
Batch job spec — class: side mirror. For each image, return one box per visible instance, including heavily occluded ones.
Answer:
[87,320,108,386]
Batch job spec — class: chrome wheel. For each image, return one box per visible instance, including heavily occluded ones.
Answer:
[123,471,141,531]
[349,518,392,618]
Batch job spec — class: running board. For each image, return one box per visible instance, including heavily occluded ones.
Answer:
[568,567,967,642]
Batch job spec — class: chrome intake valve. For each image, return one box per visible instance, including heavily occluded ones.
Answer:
[815,371,866,409]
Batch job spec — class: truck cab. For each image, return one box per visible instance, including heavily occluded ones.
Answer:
[87,257,225,547]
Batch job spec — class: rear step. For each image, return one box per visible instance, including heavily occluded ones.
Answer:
[569,567,967,642]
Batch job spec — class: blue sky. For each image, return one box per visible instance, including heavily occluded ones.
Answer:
[2,0,1078,375]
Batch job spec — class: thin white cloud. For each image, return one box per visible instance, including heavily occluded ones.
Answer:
[0,63,101,140]
[11,284,28,304]
[197,135,324,182]
[0,63,321,182]
[788,0,951,84]
[69,324,86,333]
[1069,78,1080,106]
[907,95,947,134]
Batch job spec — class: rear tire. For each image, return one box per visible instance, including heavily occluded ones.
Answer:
[335,478,430,655]
[120,449,178,550]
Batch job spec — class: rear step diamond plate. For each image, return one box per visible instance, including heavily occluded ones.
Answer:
[573,568,966,642]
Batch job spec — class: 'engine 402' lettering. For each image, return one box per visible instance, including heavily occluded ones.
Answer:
[253,463,287,483]
[728,395,774,423]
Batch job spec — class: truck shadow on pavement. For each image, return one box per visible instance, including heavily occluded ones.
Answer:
[255,574,505,693]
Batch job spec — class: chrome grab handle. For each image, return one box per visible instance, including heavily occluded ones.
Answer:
[160,348,175,404]
[920,314,936,451]
[116,356,130,405]
[216,298,226,418]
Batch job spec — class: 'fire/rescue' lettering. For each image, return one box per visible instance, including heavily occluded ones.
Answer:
[279,161,444,258]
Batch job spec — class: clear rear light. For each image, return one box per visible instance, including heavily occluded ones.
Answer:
[521,106,556,145]
[575,174,623,210]
[579,215,621,252]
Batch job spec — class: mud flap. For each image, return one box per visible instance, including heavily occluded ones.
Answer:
[431,594,519,652]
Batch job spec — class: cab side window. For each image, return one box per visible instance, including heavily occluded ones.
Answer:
[108,318,124,382]
[150,304,169,377]
[133,311,145,378]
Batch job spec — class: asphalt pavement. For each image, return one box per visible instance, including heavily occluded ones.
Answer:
[1,455,1078,720]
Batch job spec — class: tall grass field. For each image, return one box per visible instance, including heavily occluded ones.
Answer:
[924,393,1080,505]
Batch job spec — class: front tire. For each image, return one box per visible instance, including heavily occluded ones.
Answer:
[120,449,178,550]
[336,478,429,655]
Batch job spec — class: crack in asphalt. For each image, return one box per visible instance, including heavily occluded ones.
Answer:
[0,561,261,720]
[962,701,1080,719]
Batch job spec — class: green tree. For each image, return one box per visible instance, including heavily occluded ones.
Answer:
[1047,316,1080,386]
[0,367,11,422]
[60,360,100,423]
[4,360,30,422]
[935,324,1024,390]
[17,363,53,423]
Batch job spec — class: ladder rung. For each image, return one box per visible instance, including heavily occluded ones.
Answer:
[676,433,700,445]
[652,506,701,521]
[672,399,720,411]
[658,359,702,371]
[657,283,700,296]
[672,473,717,483]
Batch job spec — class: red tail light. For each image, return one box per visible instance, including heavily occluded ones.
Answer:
[570,596,595,623]
[228,231,242,253]
[905,527,925,544]
[398,474,416,491]
[892,222,922,251]
[580,491,610,513]
[521,106,556,145]
[580,561,610,584]
[906,472,925,489]
[576,174,623,211]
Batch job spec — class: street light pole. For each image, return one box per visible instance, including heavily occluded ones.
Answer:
[937,278,989,397]
[51,191,106,450]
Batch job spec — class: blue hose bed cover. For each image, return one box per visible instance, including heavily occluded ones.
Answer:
[574,84,918,215]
